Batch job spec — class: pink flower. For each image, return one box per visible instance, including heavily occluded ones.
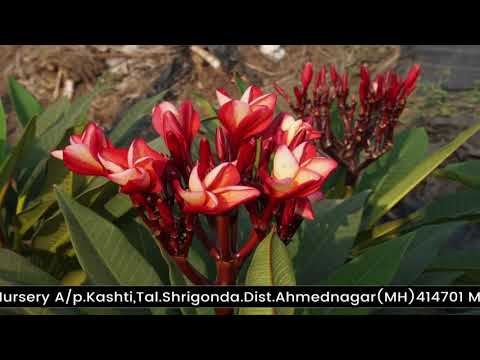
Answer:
[51,122,111,176]
[99,138,167,194]
[275,113,321,147]
[175,162,260,215]
[216,85,277,146]
[262,142,337,199]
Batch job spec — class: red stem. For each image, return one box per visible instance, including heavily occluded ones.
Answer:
[172,256,210,285]
[194,224,220,260]
[234,198,278,264]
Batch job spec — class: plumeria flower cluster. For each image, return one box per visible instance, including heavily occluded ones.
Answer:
[52,62,419,292]
[275,62,421,185]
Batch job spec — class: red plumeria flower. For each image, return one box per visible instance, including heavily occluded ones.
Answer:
[152,100,200,157]
[99,138,167,194]
[262,142,337,199]
[275,113,321,148]
[216,85,277,146]
[51,122,112,176]
[294,192,324,220]
[174,162,260,215]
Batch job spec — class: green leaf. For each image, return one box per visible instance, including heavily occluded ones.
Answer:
[312,231,414,315]
[392,222,463,285]
[356,128,429,193]
[359,128,428,227]
[17,158,71,236]
[0,99,7,161]
[409,189,480,228]
[32,213,70,252]
[434,160,480,189]
[109,91,167,145]
[35,96,70,136]
[0,249,59,285]
[239,230,296,315]
[365,121,480,228]
[293,191,370,285]
[104,193,132,218]
[32,80,109,164]
[192,92,217,119]
[0,116,36,191]
[8,77,43,127]
[430,249,480,272]
[55,188,163,287]
[414,271,464,286]
[234,72,247,94]
[148,137,170,155]
[118,219,170,284]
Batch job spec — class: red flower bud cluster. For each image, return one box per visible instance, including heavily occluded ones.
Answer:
[275,62,421,184]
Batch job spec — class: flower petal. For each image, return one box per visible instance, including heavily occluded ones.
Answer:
[303,157,338,178]
[189,164,205,191]
[295,198,315,220]
[263,176,295,198]
[216,88,231,107]
[294,167,321,186]
[179,190,207,207]
[99,147,129,173]
[51,150,64,160]
[128,138,164,167]
[236,107,273,139]
[280,114,296,131]
[108,168,143,186]
[212,185,261,213]
[70,134,82,144]
[240,85,253,103]
[273,145,299,180]
[203,163,240,190]
[152,102,179,137]
[218,100,251,133]
[292,142,308,162]
[63,144,105,176]
[179,100,200,146]
[249,93,277,113]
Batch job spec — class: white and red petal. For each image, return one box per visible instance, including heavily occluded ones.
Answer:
[119,169,151,193]
[303,157,338,178]
[294,167,322,186]
[263,176,295,198]
[236,107,273,139]
[273,145,299,180]
[63,144,106,176]
[108,167,143,186]
[178,190,207,207]
[249,93,277,113]
[51,150,64,160]
[99,147,129,172]
[292,142,308,162]
[203,163,240,190]
[98,154,125,173]
[280,114,297,131]
[188,164,206,192]
[212,185,261,213]
[216,88,232,107]
[218,100,251,133]
[128,138,164,166]
[152,102,180,137]
[69,134,82,144]
[295,198,315,220]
